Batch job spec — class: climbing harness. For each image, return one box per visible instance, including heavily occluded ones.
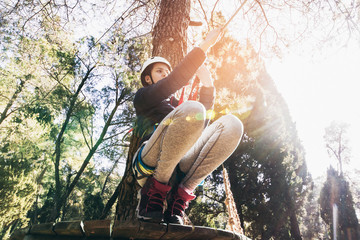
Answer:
[178,76,200,105]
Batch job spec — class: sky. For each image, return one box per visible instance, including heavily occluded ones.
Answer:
[264,42,360,178]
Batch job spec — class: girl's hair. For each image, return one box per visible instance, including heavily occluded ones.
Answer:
[141,63,155,87]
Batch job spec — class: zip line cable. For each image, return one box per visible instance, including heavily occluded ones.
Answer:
[222,0,248,31]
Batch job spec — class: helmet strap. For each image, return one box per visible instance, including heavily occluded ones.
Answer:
[149,74,155,85]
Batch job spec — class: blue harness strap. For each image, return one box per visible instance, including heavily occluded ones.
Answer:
[133,144,155,179]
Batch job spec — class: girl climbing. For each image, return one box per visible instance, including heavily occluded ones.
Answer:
[132,27,244,225]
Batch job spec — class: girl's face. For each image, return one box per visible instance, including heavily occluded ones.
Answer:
[145,63,170,85]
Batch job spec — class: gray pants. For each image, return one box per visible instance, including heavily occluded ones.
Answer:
[141,101,243,191]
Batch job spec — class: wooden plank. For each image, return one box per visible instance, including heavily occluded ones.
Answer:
[111,220,139,239]
[212,228,235,240]
[184,226,217,240]
[29,223,55,236]
[160,224,194,240]
[53,221,84,236]
[12,220,252,240]
[135,221,167,239]
[24,235,55,240]
[83,220,111,237]
[23,234,85,240]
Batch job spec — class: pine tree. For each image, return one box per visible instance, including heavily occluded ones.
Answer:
[320,168,358,239]
[213,41,310,238]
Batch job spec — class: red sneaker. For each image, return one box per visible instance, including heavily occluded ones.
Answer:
[136,176,171,223]
[165,186,196,225]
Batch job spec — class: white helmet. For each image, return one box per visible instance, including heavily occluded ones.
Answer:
[140,56,172,86]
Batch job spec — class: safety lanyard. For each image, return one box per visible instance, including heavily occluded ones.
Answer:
[178,76,200,106]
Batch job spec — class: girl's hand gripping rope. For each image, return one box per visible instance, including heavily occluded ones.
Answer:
[199,27,223,52]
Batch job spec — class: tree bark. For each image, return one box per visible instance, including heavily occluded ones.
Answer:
[100,180,121,220]
[152,0,190,65]
[114,0,191,223]
[290,210,302,240]
[286,186,302,240]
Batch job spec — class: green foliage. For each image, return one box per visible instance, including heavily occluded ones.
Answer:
[0,170,36,236]
[0,2,150,237]
[84,192,105,220]
[36,186,56,224]
[299,179,328,239]
[228,85,310,239]
[187,173,227,228]
[0,117,47,236]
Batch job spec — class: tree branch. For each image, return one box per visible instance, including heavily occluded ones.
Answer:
[0,79,25,125]
[255,0,278,53]
[51,64,96,221]
[102,130,127,142]
[22,1,51,30]
[210,0,221,28]
[100,180,121,220]
[53,88,128,221]
[77,115,92,150]
[101,155,121,196]
[197,0,209,30]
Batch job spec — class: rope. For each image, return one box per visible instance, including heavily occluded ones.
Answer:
[222,0,248,30]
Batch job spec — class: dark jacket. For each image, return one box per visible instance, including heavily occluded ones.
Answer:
[133,47,215,141]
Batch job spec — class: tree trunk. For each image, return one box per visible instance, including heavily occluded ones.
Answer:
[290,210,302,240]
[286,186,302,240]
[152,0,190,65]
[114,0,191,223]
[114,134,142,222]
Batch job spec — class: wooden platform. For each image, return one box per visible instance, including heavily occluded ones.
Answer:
[10,220,251,240]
